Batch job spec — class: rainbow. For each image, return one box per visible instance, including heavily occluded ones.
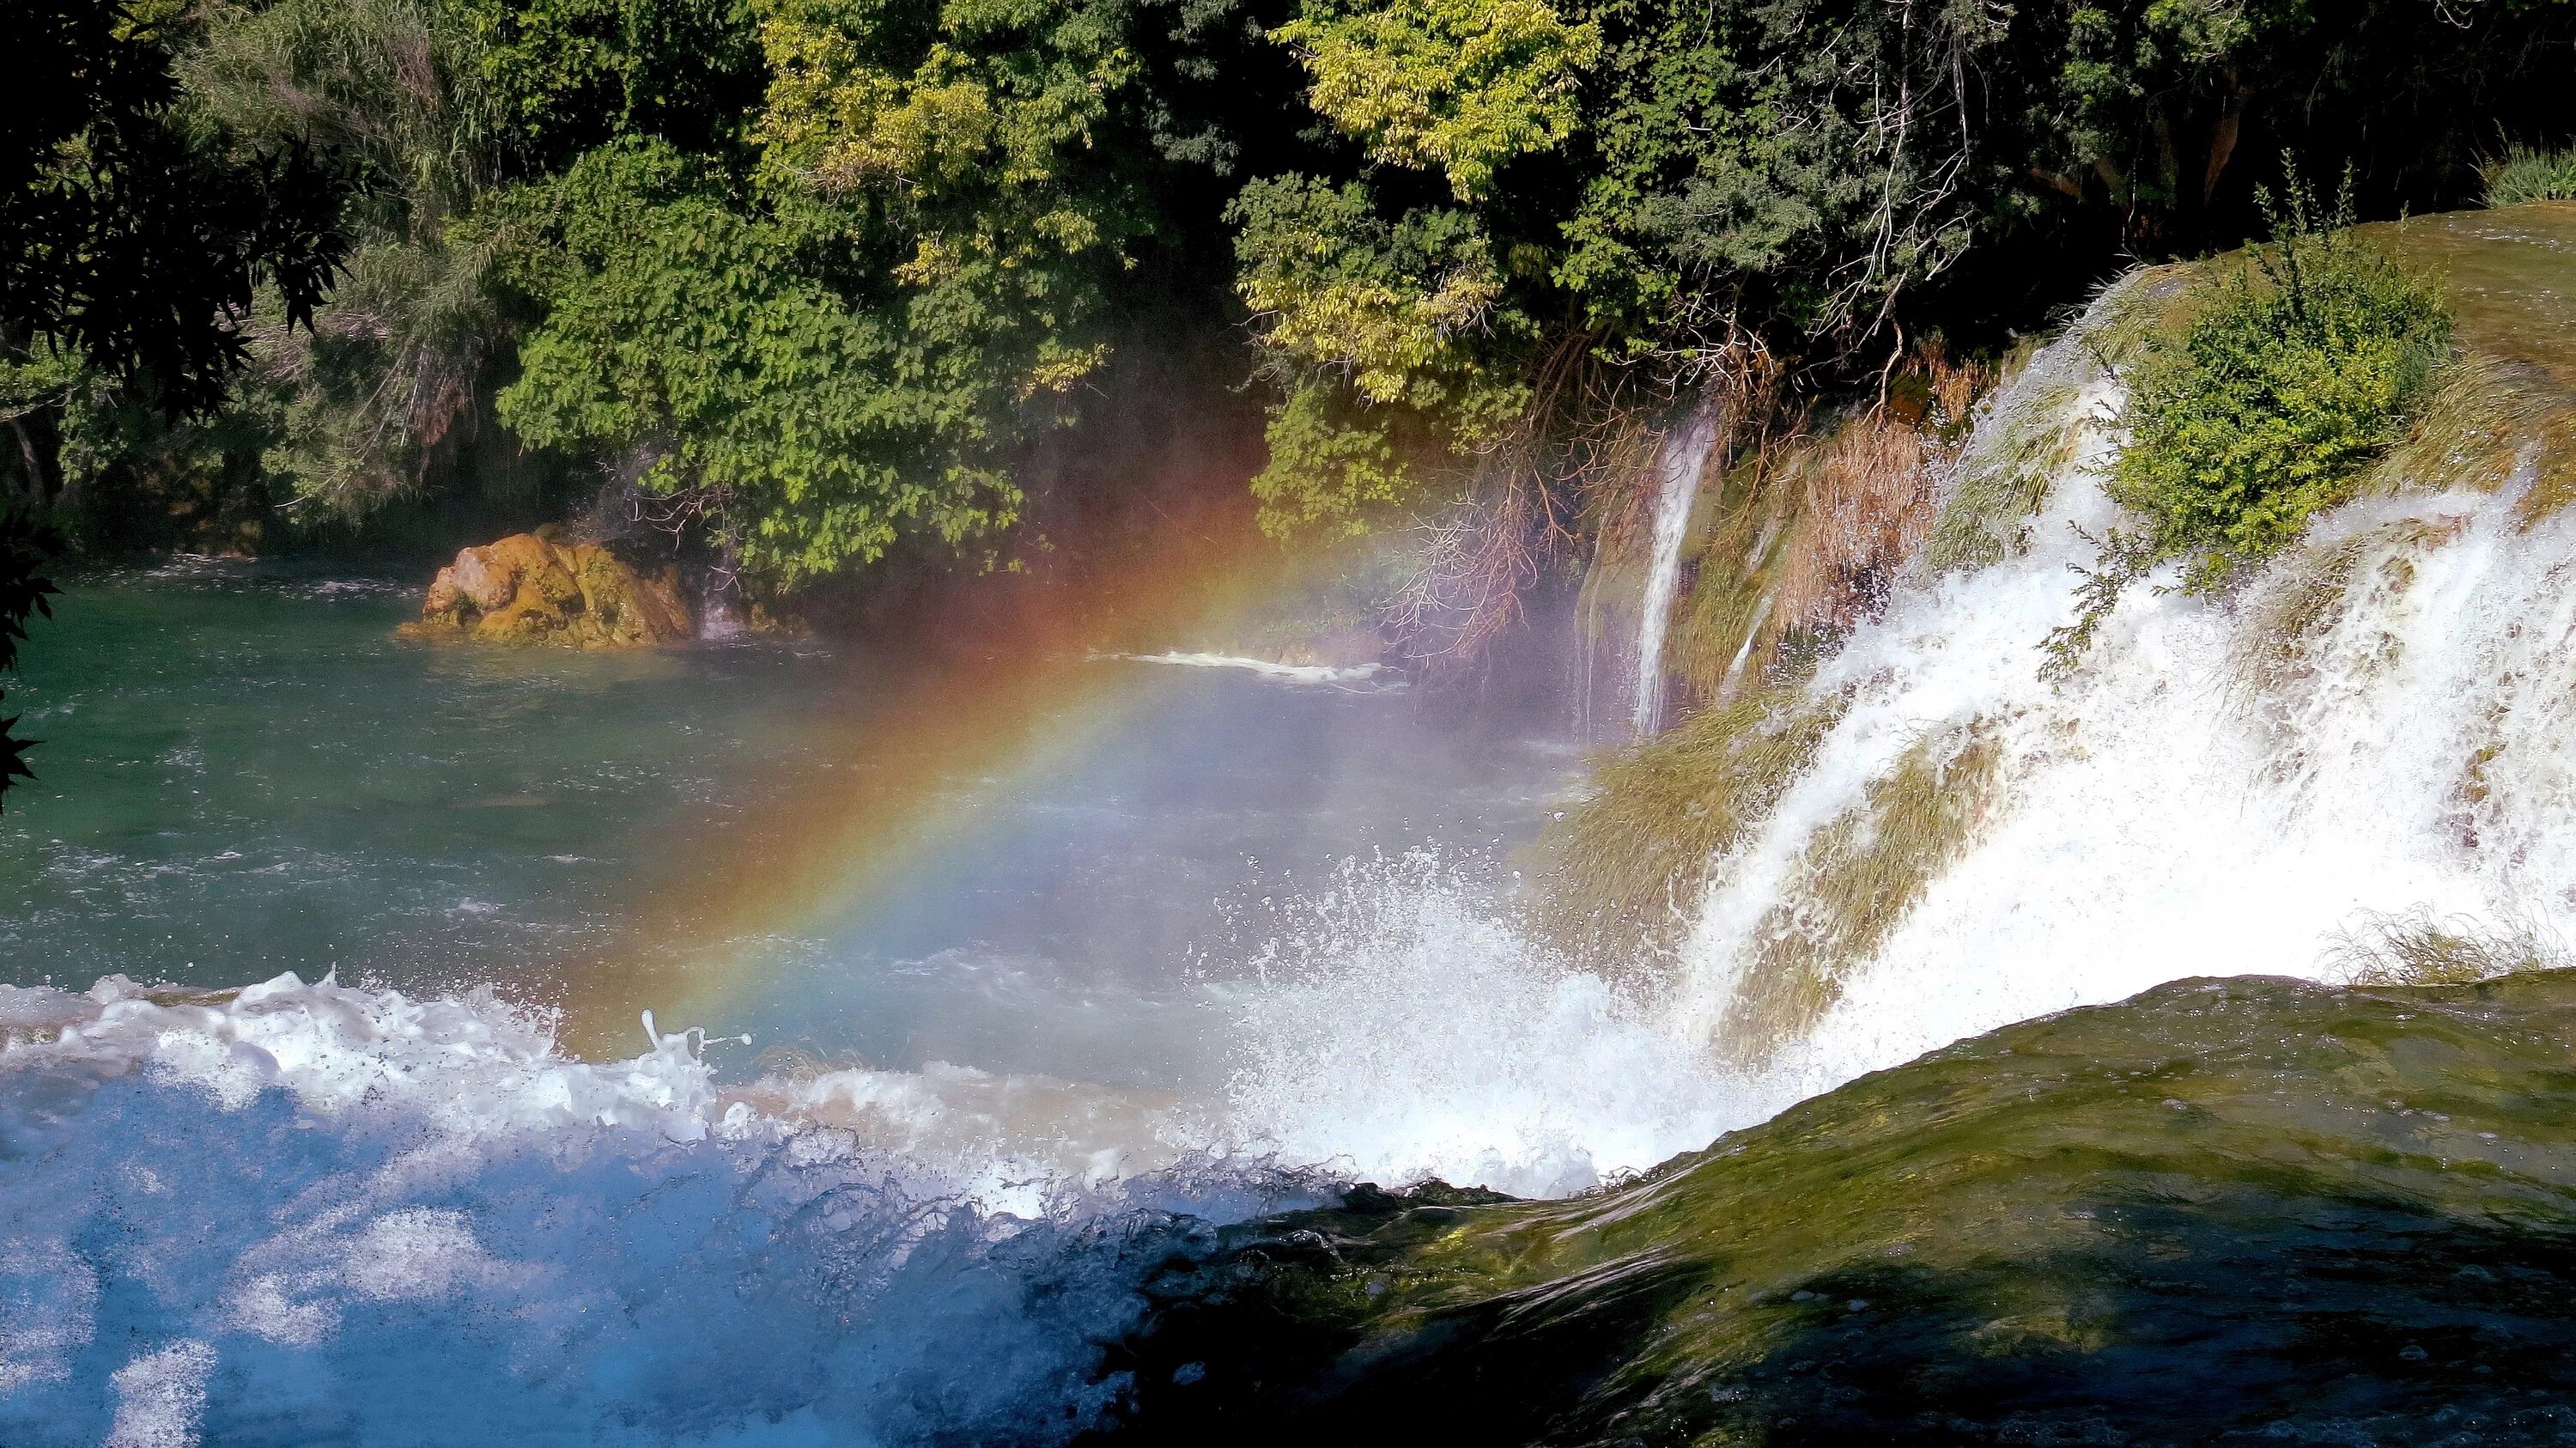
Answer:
[545,496,1333,1057]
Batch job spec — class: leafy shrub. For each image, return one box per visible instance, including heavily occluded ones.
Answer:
[0,508,61,808]
[2044,168,2451,678]
[2482,146,2576,208]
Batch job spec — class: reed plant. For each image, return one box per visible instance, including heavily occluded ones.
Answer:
[2482,146,2576,207]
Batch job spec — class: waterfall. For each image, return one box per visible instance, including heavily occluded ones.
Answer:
[1631,409,1722,736]
[699,571,744,641]
[1655,269,2576,1098]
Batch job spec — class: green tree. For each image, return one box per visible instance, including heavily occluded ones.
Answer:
[1274,0,1599,203]
[3,0,345,497]
[1227,174,1532,532]
[460,0,768,172]
[495,140,1026,582]
[184,0,526,520]
[495,0,1298,582]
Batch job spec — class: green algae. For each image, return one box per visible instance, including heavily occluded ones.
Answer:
[1094,970,2576,1445]
[2369,204,2576,520]
[1719,721,2004,1060]
[1534,683,1845,960]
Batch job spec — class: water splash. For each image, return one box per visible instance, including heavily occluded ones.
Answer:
[0,973,1325,1446]
[1218,851,1755,1196]
[1631,409,1722,736]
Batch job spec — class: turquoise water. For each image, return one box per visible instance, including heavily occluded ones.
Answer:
[2,562,847,994]
[0,562,1573,1092]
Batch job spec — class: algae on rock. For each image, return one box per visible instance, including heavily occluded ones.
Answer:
[1095,970,2576,1445]
[405,531,694,648]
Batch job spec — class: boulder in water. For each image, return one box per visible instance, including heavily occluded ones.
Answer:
[405,532,693,648]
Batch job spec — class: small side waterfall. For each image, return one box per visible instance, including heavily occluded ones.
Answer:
[1631,409,1722,736]
[699,571,745,642]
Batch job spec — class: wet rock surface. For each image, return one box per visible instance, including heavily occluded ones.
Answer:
[404,532,693,648]
[1089,973,2576,1446]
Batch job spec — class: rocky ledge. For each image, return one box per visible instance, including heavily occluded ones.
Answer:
[401,531,694,648]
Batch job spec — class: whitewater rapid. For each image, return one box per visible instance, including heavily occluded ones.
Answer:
[0,974,1332,1444]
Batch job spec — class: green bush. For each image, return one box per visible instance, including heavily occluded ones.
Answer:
[2111,177,2451,591]
[2482,146,2576,208]
[2045,170,2451,679]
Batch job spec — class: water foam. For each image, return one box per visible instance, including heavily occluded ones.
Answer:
[1218,853,1757,1196]
[1110,651,1394,687]
[0,974,1321,1445]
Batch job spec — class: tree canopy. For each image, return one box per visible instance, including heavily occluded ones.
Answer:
[10,0,2573,583]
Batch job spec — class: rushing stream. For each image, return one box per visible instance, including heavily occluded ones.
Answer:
[9,207,2576,1445]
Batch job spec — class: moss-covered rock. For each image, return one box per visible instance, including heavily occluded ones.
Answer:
[404,532,694,648]
[1093,970,2576,1445]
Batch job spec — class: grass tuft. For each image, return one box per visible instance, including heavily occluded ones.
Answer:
[2322,905,2567,986]
[2482,147,2576,208]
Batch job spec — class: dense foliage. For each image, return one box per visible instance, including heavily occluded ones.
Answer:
[3,0,346,494]
[1226,0,2576,541]
[8,0,2573,592]
[2040,173,2454,680]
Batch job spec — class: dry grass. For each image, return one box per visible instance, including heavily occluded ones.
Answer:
[1664,346,1990,701]
[1718,721,2003,1059]
[1771,403,1951,638]
[2322,905,2568,986]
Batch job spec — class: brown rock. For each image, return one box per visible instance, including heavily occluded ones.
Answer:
[401,533,696,649]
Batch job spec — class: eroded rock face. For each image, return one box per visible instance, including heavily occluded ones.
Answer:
[404,532,694,648]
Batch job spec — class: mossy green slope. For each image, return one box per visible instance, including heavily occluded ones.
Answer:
[1094,970,2576,1445]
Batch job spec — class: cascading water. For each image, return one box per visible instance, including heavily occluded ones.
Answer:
[1662,265,2576,1101]
[1629,408,1721,736]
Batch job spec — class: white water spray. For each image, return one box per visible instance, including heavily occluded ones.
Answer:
[1631,409,1722,736]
